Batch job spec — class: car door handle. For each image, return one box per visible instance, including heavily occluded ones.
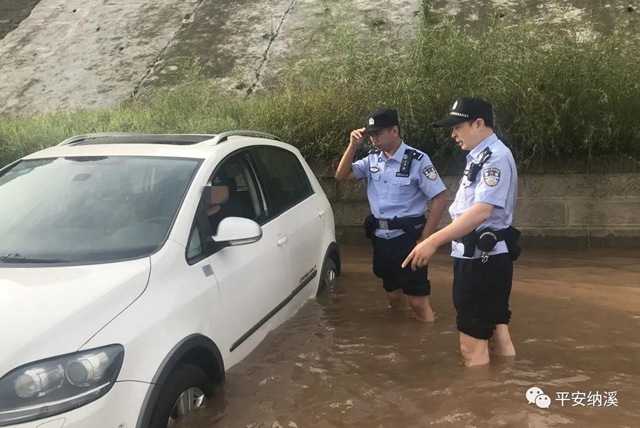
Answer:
[277,235,288,246]
[318,209,326,217]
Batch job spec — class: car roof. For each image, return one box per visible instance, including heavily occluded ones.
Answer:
[20,131,292,161]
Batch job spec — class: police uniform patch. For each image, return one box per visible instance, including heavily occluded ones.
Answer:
[422,165,438,181]
[370,166,380,173]
[483,167,501,186]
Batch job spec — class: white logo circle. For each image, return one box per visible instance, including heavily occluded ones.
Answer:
[535,394,551,409]
[526,387,544,404]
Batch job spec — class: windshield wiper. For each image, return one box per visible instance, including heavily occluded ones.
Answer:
[0,253,68,263]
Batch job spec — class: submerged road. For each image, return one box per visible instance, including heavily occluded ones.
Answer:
[179,245,640,428]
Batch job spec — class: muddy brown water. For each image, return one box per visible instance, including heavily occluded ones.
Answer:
[178,245,640,428]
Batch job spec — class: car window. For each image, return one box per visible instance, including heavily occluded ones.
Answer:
[186,225,204,260]
[250,147,313,220]
[0,156,200,264]
[206,154,265,225]
[186,151,267,261]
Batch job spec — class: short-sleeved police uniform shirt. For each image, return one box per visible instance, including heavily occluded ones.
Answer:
[449,134,518,259]
[352,141,446,239]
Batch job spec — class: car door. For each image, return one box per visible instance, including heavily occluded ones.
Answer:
[249,146,326,296]
[187,150,291,356]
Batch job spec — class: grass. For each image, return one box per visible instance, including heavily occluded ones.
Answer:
[1,4,639,172]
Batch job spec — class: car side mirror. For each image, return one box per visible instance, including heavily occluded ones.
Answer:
[211,217,262,247]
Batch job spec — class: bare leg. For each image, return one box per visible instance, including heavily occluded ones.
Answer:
[489,324,516,356]
[407,295,435,322]
[459,332,490,367]
[387,289,410,310]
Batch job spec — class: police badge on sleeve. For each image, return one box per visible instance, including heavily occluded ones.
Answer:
[483,167,501,186]
[422,165,438,181]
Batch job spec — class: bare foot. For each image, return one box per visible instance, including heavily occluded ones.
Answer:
[460,332,490,367]
[389,298,411,311]
[408,296,435,322]
[415,306,436,322]
[465,354,491,367]
[489,340,516,356]
[489,325,516,356]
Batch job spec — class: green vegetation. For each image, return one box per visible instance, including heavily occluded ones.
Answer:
[1,5,639,172]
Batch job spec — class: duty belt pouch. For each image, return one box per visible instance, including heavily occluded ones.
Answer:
[459,231,479,258]
[363,214,375,240]
[477,231,498,253]
[505,226,522,261]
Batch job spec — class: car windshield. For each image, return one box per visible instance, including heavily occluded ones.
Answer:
[0,156,200,264]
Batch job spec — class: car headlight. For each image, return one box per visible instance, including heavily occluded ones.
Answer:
[0,345,124,426]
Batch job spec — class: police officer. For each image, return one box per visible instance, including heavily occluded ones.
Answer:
[335,108,447,322]
[402,97,520,366]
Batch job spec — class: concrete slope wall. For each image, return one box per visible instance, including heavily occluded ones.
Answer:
[0,0,201,116]
[136,0,423,95]
[0,0,41,40]
[0,0,422,117]
[3,0,632,117]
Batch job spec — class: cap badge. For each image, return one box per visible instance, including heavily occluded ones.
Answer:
[369,118,375,125]
[452,101,458,110]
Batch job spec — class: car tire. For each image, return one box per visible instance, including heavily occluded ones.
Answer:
[317,258,338,296]
[148,363,213,428]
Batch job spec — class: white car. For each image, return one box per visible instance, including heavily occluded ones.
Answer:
[0,131,341,428]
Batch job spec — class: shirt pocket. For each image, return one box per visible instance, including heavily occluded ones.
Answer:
[453,177,474,204]
[460,180,476,208]
[370,171,382,183]
[369,171,382,190]
[390,177,413,201]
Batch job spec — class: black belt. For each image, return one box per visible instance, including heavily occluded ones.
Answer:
[457,226,521,260]
[364,214,426,241]
[370,215,425,231]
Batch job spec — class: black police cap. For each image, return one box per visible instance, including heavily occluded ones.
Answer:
[365,108,400,133]
[432,97,493,128]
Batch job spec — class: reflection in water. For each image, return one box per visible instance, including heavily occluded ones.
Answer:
[182,246,640,428]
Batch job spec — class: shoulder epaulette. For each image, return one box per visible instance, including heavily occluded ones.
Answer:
[411,150,424,161]
[477,147,492,167]
[465,147,493,182]
[397,148,420,177]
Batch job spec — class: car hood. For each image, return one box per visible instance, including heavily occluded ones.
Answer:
[0,258,150,378]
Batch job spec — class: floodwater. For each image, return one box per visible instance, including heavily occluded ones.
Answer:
[180,245,640,428]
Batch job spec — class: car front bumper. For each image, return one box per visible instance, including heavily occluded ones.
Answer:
[4,381,150,428]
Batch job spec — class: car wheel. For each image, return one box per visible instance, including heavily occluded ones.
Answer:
[317,258,338,296]
[148,364,213,428]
